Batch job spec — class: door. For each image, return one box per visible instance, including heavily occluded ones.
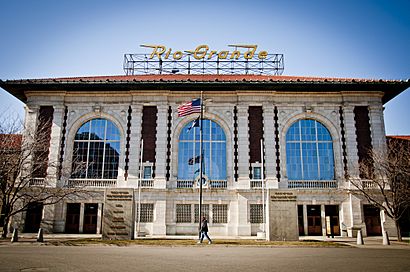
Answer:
[83,203,98,234]
[325,205,340,236]
[65,203,80,233]
[363,205,382,236]
[307,205,322,235]
[24,202,43,233]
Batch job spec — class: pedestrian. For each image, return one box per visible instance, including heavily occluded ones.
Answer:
[198,216,212,244]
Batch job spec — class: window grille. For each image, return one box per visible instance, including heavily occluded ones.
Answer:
[286,119,334,180]
[250,204,264,223]
[72,118,120,179]
[194,204,209,223]
[212,204,228,223]
[137,203,154,223]
[176,204,192,223]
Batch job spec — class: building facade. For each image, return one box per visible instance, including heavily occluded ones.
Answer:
[1,74,409,238]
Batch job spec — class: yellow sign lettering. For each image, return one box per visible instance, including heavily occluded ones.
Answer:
[140,44,269,61]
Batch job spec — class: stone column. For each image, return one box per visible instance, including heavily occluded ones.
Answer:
[22,105,39,178]
[153,200,166,235]
[79,203,85,234]
[96,203,103,234]
[46,105,65,186]
[236,193,251,235]
[262,104,278,189]
[236,105,250,189]
[127,104,143,188]
[154,104,168,189]
[321,204,326,236]
[369,104,387,153]
[343,105,360,179]
[303,204,308,236]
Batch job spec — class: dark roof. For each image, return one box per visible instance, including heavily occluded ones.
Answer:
[1,74,409,104]
[387,135,410,141]
[0,134,22,150]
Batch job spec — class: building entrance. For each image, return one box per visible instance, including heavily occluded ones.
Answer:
[307,205,322,235]
[363,205,382,236]
[65,203,80,233]
[83,203,98,234]
[325,205,340,236]
[24,202,43,233]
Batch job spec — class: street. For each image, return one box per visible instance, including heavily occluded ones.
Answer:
[0,245,409,272]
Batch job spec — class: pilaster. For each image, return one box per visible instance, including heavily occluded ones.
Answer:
[154,104,168,189]
[153,200,167,235]
[343,105,360,179]
[369,104,387,153]
[79,203,85,234]
[236,104,250,189]
[46,105,65,186]
[127,104,143,187]
[262,104,278,189]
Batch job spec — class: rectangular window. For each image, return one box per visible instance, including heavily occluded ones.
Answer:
[176,204,191,223]
[194,204,209,223]
[137,203,154,223]
[143,166,152,179]
[250,204,264,223]
[253,166,261,180]
[212,204,228,223]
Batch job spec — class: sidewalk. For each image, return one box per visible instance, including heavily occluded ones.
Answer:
[300,235,410,249]
[1,233,409,249]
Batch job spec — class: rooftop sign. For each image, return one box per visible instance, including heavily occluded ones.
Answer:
[123,44,284,75]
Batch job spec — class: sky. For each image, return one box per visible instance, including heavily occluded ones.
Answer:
[0,0,409,134]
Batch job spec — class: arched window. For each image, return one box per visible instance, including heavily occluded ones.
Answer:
[286,119,334,180]
[178,119,226,180]
[71,118,120,179]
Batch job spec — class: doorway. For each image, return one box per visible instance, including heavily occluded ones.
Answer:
[83,203,98,234]
[325,205,340,236]
[24,202,43,233]
[363,205,382,236]
[65,203,80,233]
[307,205,322,235]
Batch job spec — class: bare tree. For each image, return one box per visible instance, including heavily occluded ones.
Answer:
[0,111,84,238]
[349,138,410,241]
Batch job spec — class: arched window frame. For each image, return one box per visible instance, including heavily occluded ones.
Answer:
[70,118,121,180]
[177,119,227,181]
[285,119,335,181]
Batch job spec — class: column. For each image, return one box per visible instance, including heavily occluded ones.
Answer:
[236,104,250,189]
[154,104,168,189]
[79,203,85,234]
[369,104,387,153]
[22,105,39,178]
[262,104,278,189]
[321,204,326,236]
[236,194,251,235]
[153,200,166,235]
[343,105,360,179]
[46,105,65,186]
[96,203,103,234]
[127,104,143,187]
[303,204,308,236]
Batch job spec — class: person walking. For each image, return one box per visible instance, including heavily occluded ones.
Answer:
[198,216,212,244]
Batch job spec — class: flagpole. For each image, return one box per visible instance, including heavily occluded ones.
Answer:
[198,91,204,239]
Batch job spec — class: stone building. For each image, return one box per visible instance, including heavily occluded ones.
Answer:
[1,74,409,238]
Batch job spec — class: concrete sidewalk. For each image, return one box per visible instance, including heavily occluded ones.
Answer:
[2,233,409,249]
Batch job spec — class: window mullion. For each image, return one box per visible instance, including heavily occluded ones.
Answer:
[299,122,304,179]
[85,121,92,178]
[315,122,320,179]
[101,120,107,179]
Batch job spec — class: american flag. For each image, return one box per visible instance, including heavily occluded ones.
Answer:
[177,98,201,117]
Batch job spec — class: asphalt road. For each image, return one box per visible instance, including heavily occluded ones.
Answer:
[0,245,409,272]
